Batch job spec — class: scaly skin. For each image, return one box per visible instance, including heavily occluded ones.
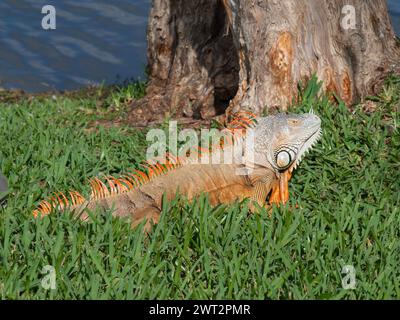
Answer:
[76,163,277,230]
[33,112,322,231]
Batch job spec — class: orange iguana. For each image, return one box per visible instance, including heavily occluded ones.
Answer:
[33,111,321,231]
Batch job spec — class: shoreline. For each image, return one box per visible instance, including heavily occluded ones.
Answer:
[0,80,146,105]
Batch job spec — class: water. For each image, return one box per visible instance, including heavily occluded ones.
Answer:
[0,0,150,92]
[0,0,399,92]
[388,0,400,35]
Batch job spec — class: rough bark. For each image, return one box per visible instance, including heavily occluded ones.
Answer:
[128,0,400,124]
[128,0,239,125]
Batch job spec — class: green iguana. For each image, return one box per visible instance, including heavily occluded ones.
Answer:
[33,111,321,231]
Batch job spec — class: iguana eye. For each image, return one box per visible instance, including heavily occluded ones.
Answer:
[276,150,292,169]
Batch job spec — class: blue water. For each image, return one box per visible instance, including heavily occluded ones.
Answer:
[388,0,400,35]
[0,0,150,92]
[0,0,398,92]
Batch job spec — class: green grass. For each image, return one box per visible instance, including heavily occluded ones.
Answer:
[0,77,399,299]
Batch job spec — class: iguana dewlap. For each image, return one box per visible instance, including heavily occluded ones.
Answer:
[33,111,321,231]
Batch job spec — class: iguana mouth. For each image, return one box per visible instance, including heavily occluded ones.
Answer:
[289,127,322,173]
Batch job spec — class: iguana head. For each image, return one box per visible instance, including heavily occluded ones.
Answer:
[253,111,321,173]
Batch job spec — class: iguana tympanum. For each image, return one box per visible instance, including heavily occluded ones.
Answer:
[33,111,321,231]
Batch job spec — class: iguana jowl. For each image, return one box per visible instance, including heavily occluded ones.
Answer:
[33,111,321,230]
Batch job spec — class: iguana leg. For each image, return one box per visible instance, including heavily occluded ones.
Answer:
[248,175,275,212]
[131,206,161,233]
[269,170,292,205]
[268,180,281,205]
[279,170,292,204]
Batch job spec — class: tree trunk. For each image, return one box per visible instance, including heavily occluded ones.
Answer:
[128,0,400,125]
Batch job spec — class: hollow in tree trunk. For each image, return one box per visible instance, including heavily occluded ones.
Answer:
[128,0,400,125]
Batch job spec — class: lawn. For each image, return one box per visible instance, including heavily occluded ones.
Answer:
[0,77,399,299]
